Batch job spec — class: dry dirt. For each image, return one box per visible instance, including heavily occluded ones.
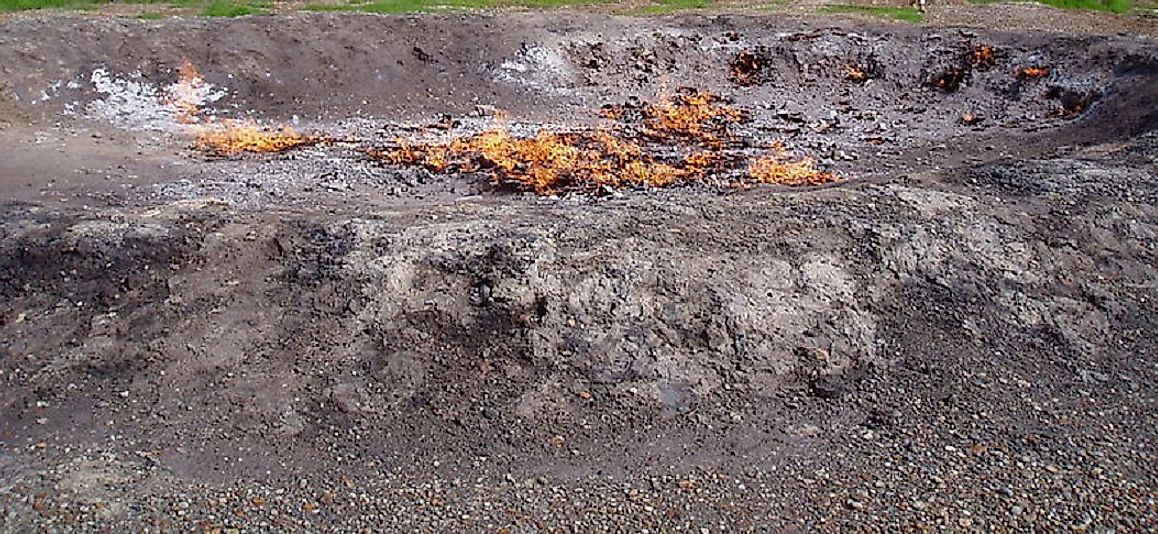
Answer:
[0,11,1156,532]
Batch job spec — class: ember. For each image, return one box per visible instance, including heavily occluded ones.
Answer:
[969,44,997,68]
[730,50,764,86]
[1018,66,1050,79]
[845,64,870,82]
[931,67,966,92]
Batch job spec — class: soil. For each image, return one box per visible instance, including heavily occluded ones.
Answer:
[1,11,1156,532]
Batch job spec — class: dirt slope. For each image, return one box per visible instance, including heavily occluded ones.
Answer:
[0,12,1156,532]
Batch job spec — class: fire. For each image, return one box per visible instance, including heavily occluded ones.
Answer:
[379,128,707,194]
[730,50,763,86]
[170,59,324,156]
[970,45,996,67]
[195,119,321,157]
[931,67,966,91]
[747,145,838,187]
[1018,66,1049,79]
[845,64,869,82]
[167,62,836,193]
[636,90,746,148]
[170,59,207,124]
[961,113,984,125]
[376,90,837,195]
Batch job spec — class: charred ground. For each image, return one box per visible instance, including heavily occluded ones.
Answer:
[0,12,1156,532]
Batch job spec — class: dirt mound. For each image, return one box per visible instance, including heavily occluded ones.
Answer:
[0,12,1156,531]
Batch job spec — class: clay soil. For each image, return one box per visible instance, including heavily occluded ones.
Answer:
[0,11,1156,532]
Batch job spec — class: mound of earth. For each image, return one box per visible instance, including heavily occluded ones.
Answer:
[0,12,1155,532]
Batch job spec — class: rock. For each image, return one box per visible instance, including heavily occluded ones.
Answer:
[810,375,846,399]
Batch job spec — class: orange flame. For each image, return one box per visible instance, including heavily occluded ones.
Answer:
[377,91,836,195]
[172,60,324,156]
[195,119,321,157]
[1018,66,1049,79]
[637,90,746,148]
[747,143,838,186]
[970,45,995,67]
[171,59,206,124]
[845,64,869,82]
[377,128,702,194]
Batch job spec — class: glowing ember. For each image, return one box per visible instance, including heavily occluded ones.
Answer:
[195,119,321,156]
[1018,66,1050,79]
[970,45,996,67]
[932,68,966,91]
[961,113,984,125]
[376,90,836,195]
[845,64,869,82]
[730,51,764,86]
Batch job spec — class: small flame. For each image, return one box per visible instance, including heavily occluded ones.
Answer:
[170,59,207,124]
[746,143,838,186]
[970,45,995,67]
[1018,66,1049,79]
[730,51,763,86]
[845,64,869,82]
[170,60,324,156]
[195,119,320,156]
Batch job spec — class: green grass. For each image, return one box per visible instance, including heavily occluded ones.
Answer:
[0,0,93,9]
[968,0,1133,13]
[200,0,267,15]
[0,0,267,13]
[617,0,714,15]
[820,4,924,22]
[0,0,176,9]
[303,0,607,12]
[737,0,789,10]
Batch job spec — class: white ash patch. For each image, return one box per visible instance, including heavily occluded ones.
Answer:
[494,45,575,93]
[85,68,227,132]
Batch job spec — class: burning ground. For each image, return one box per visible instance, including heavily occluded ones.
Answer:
[0,12,1156,532]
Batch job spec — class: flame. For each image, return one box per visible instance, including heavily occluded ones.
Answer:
[376,91,836,195]
[170,59,324,156]
[970,45,995,67]
[730,51,763,86]
[845,64,869,82]
[170,59,207,124]
[961,113,984,125]
[637,90,746,148]
[195,119,320,157]
[378,128,703,194]
[932,68,965,91]
[1018,66,1049,79]
[746,143,838,186]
